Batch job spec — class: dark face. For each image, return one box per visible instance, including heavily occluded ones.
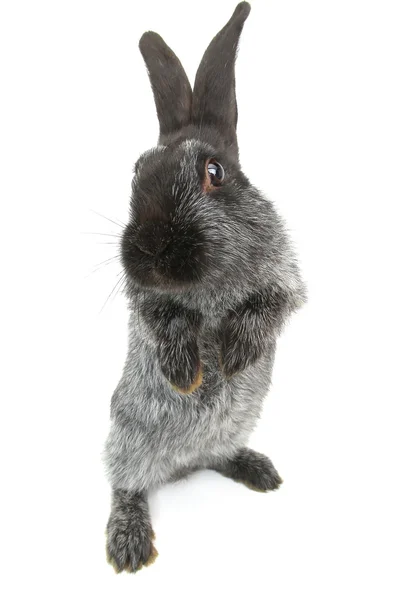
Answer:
[121,139,255,292]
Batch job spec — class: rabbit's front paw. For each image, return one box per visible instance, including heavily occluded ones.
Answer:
[106,515,157,574]
[159,339,203,394]
[220,322,263,378]
[220,336,248,378]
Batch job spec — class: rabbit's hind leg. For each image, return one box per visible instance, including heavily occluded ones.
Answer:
[106,488,158,573]
[211,448,283,493]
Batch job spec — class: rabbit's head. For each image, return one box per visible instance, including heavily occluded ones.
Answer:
[122,3,276,293]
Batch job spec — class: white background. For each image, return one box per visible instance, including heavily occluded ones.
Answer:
[1,0,399,598]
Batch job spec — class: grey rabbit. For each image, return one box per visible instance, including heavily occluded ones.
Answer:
[104,2,306,573]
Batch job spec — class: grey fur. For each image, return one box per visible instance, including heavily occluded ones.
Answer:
[103,2,306,572]
[106,489,156,572]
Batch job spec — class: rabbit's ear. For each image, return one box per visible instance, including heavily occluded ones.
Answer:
[192,2,251,158]
[139,32,192,142]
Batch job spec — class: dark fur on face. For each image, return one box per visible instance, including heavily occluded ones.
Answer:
[121,137,275,292]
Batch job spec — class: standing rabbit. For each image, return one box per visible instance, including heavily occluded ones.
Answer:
[104,2,306,573]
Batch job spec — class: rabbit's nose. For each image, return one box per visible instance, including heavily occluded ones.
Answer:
[135,221,171,257]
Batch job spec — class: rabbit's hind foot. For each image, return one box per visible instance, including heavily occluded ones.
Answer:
[212,448,283,493]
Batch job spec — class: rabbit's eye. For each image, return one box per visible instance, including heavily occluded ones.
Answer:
[206,160,225,186]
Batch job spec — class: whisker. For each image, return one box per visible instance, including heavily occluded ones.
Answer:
[94,256,120,267]
[100,270,126,314]
[115,273,128,298]
[85,257,121,279]
[90,209,126,229]
[81,232,122,238]
[94,241,120,246]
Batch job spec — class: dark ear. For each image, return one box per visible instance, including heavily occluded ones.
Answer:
[192,2,251,158]
[139,32,192,143]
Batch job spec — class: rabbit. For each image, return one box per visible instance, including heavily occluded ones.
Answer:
[104,1,306,573]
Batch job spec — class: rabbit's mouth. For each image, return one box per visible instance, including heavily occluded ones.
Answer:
[121,221,209,292]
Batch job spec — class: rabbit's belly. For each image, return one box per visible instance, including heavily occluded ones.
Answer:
[105,379,266,491]
[105,341,276,490]
[171,352,275,462]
